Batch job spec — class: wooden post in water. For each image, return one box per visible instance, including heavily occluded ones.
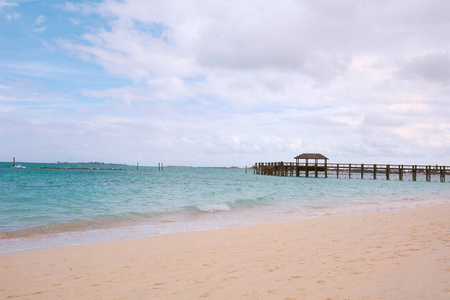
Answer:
[325,160,328,178]
[443,166,446,182]
[13,157,15,168]
[386,165,390,180]
[137,162,139,170]
[426,166,430,182]
[305,159,309,177]
[361,164,364,179]
[314,160,318,178]
[399,165,403,181]
[373,164,377,180]
[349,163,351,179]
[412,165,417,181]
[336,164,339,178]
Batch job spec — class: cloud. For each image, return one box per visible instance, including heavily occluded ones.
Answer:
[398,52,450,84]
[1,0,18,20]
[55,0,450,164]
[3,0,450,165]
[35,14,45,24]
[31,14,46,33]
[5,11,18,20]
[0,0,16,10]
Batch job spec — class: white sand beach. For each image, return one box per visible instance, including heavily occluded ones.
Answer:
[1,203,449,299]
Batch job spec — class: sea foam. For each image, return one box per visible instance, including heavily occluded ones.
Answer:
[196,203,231,213]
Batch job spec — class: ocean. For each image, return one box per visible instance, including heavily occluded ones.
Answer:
[1,162,449,253]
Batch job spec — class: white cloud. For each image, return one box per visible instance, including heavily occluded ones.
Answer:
[3,0,450,165]
[35,14,45,24]
[5,11,18,20]
[0,0,16,10]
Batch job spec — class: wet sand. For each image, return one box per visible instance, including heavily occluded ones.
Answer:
[1,203,449,299]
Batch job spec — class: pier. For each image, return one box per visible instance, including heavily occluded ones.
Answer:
[255,153,448,182]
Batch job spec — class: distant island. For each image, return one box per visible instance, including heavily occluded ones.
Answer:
[57,161,129,166]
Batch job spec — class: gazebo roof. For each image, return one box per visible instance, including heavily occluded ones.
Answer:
[294,153,329,160]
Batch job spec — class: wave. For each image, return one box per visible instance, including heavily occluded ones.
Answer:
[196,203,231,213]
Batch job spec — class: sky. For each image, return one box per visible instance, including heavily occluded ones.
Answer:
[1,0,450,167]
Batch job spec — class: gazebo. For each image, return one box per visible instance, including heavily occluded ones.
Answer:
[294,153,329,177]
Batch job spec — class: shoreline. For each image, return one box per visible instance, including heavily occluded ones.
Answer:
[1,203,449,299]
[1,197,448,255]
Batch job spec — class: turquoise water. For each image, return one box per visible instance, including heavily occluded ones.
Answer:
[1,162,449,253]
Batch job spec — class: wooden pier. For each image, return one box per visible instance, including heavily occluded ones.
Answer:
[255,154,448,182]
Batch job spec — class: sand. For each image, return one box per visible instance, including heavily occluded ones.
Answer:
[1,204,449,299]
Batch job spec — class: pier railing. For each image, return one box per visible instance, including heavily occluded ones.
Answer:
[254,162,448,182]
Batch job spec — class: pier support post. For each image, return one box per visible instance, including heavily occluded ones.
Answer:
[373,164,377,180]
[349,163,351,179]
[336,164,339,178]
[314,160,318,178]
[137,162,139,170]
[325,160,328,178]
[386,165,390,180]
[361,164,364,179]
[399,165,403,181]
[13,157,15,168]
[412,165,417,181]
[305,159,309,177]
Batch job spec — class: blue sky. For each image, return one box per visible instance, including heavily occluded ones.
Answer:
[1,0,450,166]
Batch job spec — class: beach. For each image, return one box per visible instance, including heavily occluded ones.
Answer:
[1,203,448,299]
